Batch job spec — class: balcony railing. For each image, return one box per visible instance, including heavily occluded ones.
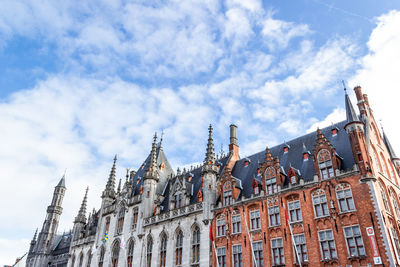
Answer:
[144,203,203,226]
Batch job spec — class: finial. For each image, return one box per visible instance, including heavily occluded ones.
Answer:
[204,124,216,165]
[159,130,164,147]
[342,80,347,93]
[117,178,121,193]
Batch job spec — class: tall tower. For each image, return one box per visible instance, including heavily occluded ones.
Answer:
[101,155,117,206]
[72,187,88,241]
[202,125,218,223]
[27,175,66,266]
[142,133,160,218]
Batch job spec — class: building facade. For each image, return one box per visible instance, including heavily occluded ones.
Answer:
[26,86,400,267]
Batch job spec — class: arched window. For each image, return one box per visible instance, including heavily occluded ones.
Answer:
[389,160,397,182]
[98,247,105,267]
[174,193,183,209]
[318,149,334,179]
[111,240,120,267]
[86,252,92,267]
[127,239,134,267]
[71,255,75,267]
[372,146,382,173]
[223,182,233,206]
[390,190,400,218]
[265,167,277,195]
[335,183,355,213]
[380,153,390,178]
[146,236,153,267]
[372,123,381,145]
[160,233,167,267]
[312,189,329,218]
[379,182,390,212]
[116,207,125,234]
[78,253,83,267]
[192,226,200,264]
[176,230,183,266]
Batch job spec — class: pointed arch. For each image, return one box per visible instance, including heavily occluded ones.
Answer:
[372,145,383,173]
[86,250,92,267]
[116,206,126,234]
[98,246,105,267]
[78,252,84,267]
[159,232,168,267]
[378,180,390,212]
[71,254,76,267]
[265,166,277,195]
[111,239,120,267]
[175,228,183,266]
[146,234,153,267]
[191,224,201,265]
[127,238,135,267]
[380,152,391,178]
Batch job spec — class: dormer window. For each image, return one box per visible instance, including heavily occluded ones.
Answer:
[244,158,251,167]
[223,182,233,206]
[331,128,338,136]
[174,193,183,209]
[254,186,259,195]
[160,163,165,171]
[283,147,289,153]
[318,149,334,180]
[265,167,277,195]
[303,153,309,160]
[290,176,296,184]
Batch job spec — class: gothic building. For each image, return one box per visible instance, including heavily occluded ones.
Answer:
[26,86,400,267]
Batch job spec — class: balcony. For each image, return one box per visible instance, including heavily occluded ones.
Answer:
[144,203,203,226]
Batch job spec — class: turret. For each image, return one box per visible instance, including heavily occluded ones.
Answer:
[73,187,88,240]
[28,229,38,254]
[202,125,218,223]
[142,133,160,218]
[102,155,117,205]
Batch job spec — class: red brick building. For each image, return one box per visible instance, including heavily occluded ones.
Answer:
[211,86,400,267]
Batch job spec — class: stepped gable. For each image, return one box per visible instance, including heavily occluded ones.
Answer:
[130,145,174,197]
[231,120,355,198]
[158,155,230,213]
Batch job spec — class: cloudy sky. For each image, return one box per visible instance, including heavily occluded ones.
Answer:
[1,0,400,264]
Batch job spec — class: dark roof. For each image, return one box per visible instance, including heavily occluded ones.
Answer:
[345,92,359,123]
[51,232,71,256]
[57,175,66,188]
[383,130,398,159]
[231,120,355,198]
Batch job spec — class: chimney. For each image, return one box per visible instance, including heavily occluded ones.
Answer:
[230,124,238,146]
[354,86,363,101]
[227,124,240,169]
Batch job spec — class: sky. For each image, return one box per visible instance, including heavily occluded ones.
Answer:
[1,0,400,264]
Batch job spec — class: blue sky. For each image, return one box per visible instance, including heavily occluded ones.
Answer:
[1,0,400,264]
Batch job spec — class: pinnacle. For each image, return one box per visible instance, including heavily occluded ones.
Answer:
[204,124,216,165]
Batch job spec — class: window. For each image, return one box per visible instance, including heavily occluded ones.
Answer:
[217,247,226,267]
[293,234,308,264]
[176,231,183,266]
[313,193,329,217]
[146,237,153,267]
[71,255,75,267]
[391,228,400,258]
[232,244,242,267]
[160,234,167,267]
[391,191,400,218]
[268,206,280,227]
[111,241,120,267]
[232,215,241,234]
[224,190,233,206]
[271,238,284,266]
[175,193,183,209]
[373,147,383,173]
[116,207,125,234]
[98,247,105,267]
[344,225,365,257]
[132,208,138,230]
[192,226,200,265]
[250,210,261,230]
[288,200,302,222]
[265,167,277,195]
[380,182,390,212]
[318,149,334,179]
[217,219,226,237]
[86,252,92,267]
[252,241,264,267]
[104,217,110,235]
[318,230,337,260]
[127,240,134,267]
[336,184,355,212]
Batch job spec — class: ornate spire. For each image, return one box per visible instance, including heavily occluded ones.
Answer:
[32,228,38,242]
[344,86,359,123]
[117,178,121,193]
[144,133,159,181]
[57,173,66,188]
[102,155,117,199]
[204,124,216,165]
[75,187,88,223]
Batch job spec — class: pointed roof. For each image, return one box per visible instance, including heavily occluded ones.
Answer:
[383,129,398,159]
[75,187,88,223]
[345,89,359,123]
[31,228,38,242]
[102,155,117,199]
[57,174,66,188]
[204,124,216,165]
[144,133,160,181]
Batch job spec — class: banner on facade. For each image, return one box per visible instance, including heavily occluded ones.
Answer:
[366,227,382,264]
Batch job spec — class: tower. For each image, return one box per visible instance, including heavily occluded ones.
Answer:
[142,133,160,218]
[72,187,88,241]
[202,124,218,223]
[27,175,66,266]
[101,155,117,206]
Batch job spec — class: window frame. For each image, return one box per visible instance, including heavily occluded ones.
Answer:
[343,225,366,258]
[318,229,337,261]
[268,205,280,227]
[271,238,284,266]
[288,200,302,223]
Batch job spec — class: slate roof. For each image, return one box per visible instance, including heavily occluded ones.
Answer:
[231,120,355,198]
[51,232,72,256]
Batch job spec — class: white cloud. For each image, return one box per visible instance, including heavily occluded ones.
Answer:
[0,238,29,265]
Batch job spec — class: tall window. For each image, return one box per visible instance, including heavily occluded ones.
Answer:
[344,225,365,257]
[318,149,334,179]
[174,193,183,209]
[250,210,261,230]
[232,215,241,234]
[271,238,284,266]
[318,230,337,260]
[78,253,83,267]
[117,207,125,234]
[382,153,390,177]
[146,236,153,267]
[104,217,110,235]
[312,191,329,217]
[265,167,277,195]
[111,241,120,267]
[217,247,226,267]
[160,234,167,267]
[132,208,138,230]
[127,239,134,267]
[379,182,390,212]
[288,200,302,222]
[391,228,400,258]
[268,205,280,227]
[373,147,383,173]
[336,184,355,212]
[217,218,226,237]
[98,247,105,267]
[391,191,400,218]
[223,190,233,206]
[294,234,308,264]
[71,255,75,267]
[232,244,242,267]
[253,241,264,267]
[175,231,183,266]
[192,226,200,265]
[86,252,92,267]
